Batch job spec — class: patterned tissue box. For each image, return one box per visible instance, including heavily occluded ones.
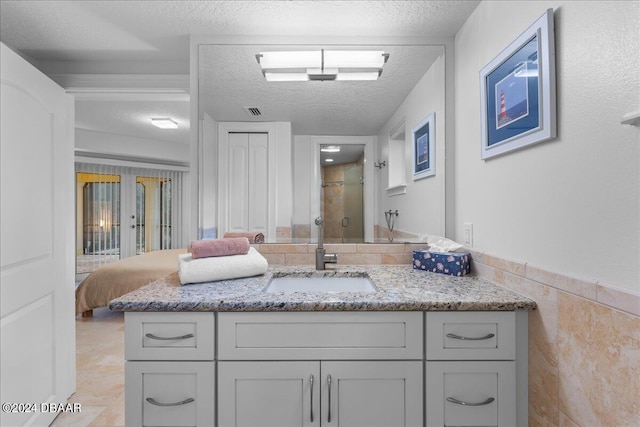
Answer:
[412,250,471,276]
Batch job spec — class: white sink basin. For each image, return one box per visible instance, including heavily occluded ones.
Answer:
[265,275,376,293]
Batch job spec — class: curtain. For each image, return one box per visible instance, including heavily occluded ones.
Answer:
[75,162,185,273]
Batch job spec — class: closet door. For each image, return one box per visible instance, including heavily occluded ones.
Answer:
[226,133,268,235]
[227,133,249,233]
[248,133,268,234]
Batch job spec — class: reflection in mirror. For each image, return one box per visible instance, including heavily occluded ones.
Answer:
[197,44,446,243]
[321,144,365,243]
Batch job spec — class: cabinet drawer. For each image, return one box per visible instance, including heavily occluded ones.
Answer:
[426,311,515,360]
[125,361,215,427]
[426,361,516,427]
[218,311,423,360]
[125,312,215,360]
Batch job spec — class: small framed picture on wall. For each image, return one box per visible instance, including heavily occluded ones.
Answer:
[412,112,435,180]
[479,8,556,159]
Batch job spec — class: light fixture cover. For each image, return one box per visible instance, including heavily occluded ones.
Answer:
[324,50,387,68]
[320,145,341,152]
[257,50,388,82]
[151,118,178,129]
[258,51,321,69]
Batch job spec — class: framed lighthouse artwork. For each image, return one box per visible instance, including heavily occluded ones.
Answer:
[412,112,435,180]
[479,8,556,159]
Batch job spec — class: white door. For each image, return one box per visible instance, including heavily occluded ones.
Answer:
[226,132,268,235]
[0,43,75,426]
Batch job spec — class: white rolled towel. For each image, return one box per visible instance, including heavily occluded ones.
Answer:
[178,247,268,285]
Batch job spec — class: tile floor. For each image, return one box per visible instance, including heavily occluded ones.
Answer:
[51,308,125,427]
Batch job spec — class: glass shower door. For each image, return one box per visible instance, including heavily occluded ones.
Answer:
[342,164,364,243]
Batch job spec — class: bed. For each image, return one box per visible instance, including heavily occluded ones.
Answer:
[75,248,186,316]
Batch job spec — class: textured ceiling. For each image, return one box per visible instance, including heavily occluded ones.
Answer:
[1,1,479,63]
[199,44,444,135]
[75,99,190,144]
[0,1,480,143]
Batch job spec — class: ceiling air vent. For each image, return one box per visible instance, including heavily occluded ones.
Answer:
[244,106,262,117]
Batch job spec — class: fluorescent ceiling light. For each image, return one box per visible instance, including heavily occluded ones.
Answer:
[325,158,334,162]
[257,49,389,82]
[151,118,178,129]
[257,51,321,69]
[321,145,341,153]
[336,72,380,81]
[324,50,387,68]
[264,72,308,82]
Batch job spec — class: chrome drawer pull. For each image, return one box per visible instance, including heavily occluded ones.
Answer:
[446,396,495,406]
[146,397,195,407]
[309,374,315,423]
[446,332,495,341]
[327,374,332,423]
[145,333,195,341]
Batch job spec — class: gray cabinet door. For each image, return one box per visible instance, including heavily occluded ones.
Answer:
[322,361,423,427]
[218,361,320,427]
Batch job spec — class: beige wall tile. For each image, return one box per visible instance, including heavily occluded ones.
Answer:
[472,251,526,276]
[292,224,311,239]
[597,282,640,317]
[558,411,579,427]
[403,243,430,253]
[381,253,413,264]
[357,243,405,254]
[558,292,640,426]
[258,244,310,254]
[276,226,292,238]
[284,253,315,265]
[472,261,505,285]
[501,273,560,427]
[337,253,383,265]
[527,265,597,300]
[324,243,357,253]
[262,253,285,265]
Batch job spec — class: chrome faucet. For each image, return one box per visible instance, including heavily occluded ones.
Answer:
[315,217,337,270]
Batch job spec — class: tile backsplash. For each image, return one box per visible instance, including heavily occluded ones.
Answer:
[255,243,427,266]
[468,249,640,426]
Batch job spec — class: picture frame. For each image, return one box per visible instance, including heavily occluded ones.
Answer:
[412,112,435,180]
[479,8,556,160]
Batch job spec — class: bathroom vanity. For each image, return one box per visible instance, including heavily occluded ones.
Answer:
[109,265,535,427]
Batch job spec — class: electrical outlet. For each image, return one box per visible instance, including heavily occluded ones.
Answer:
[463,223,473,247]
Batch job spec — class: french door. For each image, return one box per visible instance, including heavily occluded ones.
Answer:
[75,164,184,273]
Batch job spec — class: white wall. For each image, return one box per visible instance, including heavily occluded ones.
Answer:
[454,1,639,290]
[200,113,218,238]
[292,135,314,226]
[376,54,446,237]
[75,128,190,164]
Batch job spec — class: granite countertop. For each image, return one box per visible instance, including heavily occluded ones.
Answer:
[108,265,536,312]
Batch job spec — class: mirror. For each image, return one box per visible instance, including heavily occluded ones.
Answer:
[197,43,446,243]
[321,144,365,243]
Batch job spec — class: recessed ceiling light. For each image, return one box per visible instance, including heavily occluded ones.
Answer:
[151,118,178,129]
[325,158,334,162]
[320,145,341,153]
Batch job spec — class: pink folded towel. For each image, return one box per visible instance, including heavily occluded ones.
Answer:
[223,232,265,244]
[189,237,250,259]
